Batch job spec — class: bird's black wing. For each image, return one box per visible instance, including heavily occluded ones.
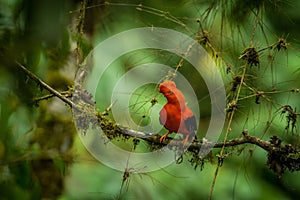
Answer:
[185,115,198,140]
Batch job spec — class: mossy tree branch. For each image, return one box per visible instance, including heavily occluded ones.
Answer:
[17,62,300,178]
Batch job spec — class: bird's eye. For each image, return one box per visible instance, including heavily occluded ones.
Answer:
[169,91,173,95]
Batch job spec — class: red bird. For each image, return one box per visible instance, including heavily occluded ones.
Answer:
[158,80,197,145]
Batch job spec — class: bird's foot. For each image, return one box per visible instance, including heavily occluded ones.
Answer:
[159,133,169,143]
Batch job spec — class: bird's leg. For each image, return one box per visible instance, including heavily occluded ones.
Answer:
[160,131,170,143]
[182,135,189,146]
[182,133,196,146]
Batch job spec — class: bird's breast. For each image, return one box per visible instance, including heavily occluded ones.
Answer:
[159,104,184,133]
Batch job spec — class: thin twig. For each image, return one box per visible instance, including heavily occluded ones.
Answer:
[209,63,248,199]
[33,91,71,103]
[15,61,79,110]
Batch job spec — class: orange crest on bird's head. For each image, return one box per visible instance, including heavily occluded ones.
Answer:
[158,80,176,94]
[158,80,186,105]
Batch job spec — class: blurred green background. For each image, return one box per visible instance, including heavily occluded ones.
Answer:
[0,0,300,199]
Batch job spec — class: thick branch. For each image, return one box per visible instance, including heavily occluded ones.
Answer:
[118,126,271,151]
[19,63,299,177]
